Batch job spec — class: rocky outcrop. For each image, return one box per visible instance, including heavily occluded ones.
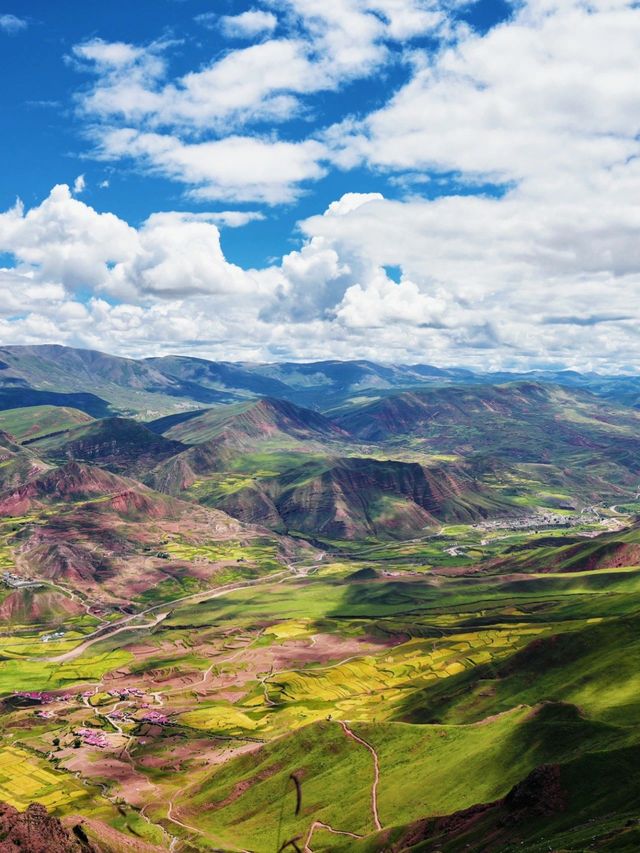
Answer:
[0,802,96,852]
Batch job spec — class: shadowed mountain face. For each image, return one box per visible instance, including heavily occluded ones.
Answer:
[0,388,112,419]
[145,355,295,399]
[25,417,186,475]
[0,406,94,444]
[0,345,237,417]
[3,344,640,419]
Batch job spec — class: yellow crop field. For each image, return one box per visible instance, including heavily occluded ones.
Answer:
[181,703,261,734]
[265,619,310,639]
[261,628,545,708]
[0,746,87,812]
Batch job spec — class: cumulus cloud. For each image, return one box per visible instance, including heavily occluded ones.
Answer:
[0,185,138,292]
[72,174,86,195]
[3,176,640,370]
[5,0,640,370]
[96,129,328,203]
[336,275,449,329]
[334,0,640,188]
[219,10,278,38]
[0,186,261,301]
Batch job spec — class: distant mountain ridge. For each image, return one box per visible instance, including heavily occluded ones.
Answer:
[1,344,640,419]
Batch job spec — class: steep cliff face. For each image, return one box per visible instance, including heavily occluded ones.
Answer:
[0,802,96,852]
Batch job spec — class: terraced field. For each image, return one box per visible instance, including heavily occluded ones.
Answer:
[0,746,88,811]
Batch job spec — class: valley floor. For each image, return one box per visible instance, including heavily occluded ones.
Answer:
[2,508,640,852]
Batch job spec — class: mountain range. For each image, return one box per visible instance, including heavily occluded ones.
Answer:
[1,346,640,547]
[3,343,640,419]
[1,345,640,852]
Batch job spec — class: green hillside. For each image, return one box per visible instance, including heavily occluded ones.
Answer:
[0,405,94,443]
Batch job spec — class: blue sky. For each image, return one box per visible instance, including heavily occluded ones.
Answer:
[0,0,639,369]
[0,0,511,268]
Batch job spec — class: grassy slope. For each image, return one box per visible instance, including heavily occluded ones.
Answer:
[157,552,640,851]
[0,406,94,443]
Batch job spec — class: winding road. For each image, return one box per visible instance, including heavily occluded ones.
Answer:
[31,569,294,664]
[339,721,382,832]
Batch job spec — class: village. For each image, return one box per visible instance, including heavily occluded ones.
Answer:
[12,687,172,751]
[2,571,42,590]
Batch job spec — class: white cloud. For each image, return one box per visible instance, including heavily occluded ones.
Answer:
[6,0,640,370]
[0,269,65,317]
[219,10,278,38]
[74,37,315,131]
[0,185,138,292]
[0,14,27,35]
[193,13,217,30]
[68,3,448,204]
[324,192,384,217]
[73,39,150,69]
[72,2,446,136]
[204,210,265,228]
[109,212,254,299]
[336,274,448,329]
[0,186,263,301]
[72,174,86,195]
[334,0,640,187]
[97,128,327,204]
[3,177,640,370]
